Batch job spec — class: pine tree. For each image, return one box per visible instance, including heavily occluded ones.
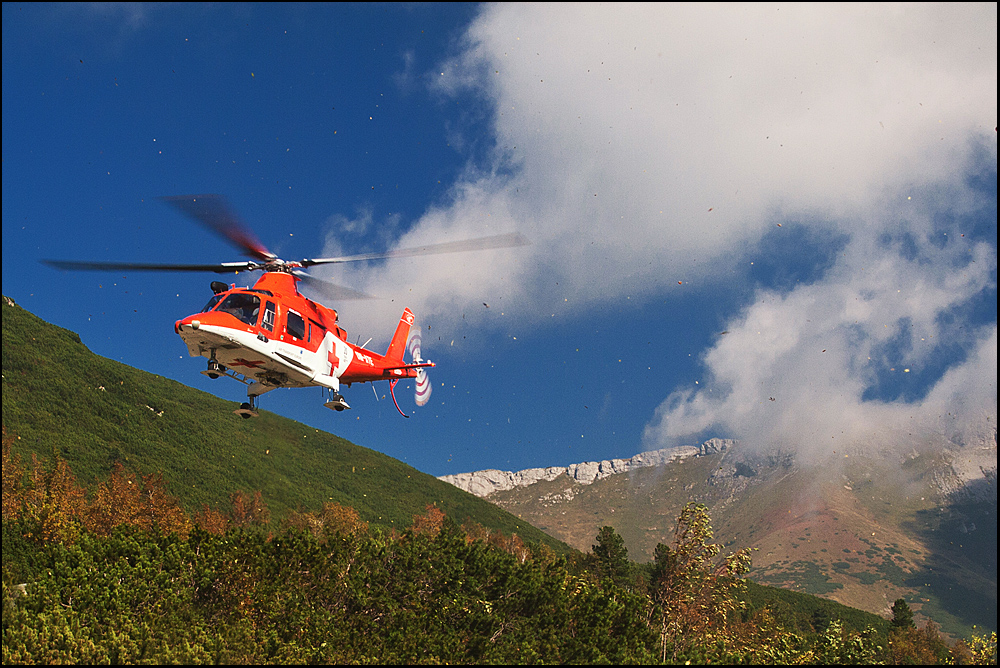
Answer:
[592,525,630,588]
[890,598,915,629]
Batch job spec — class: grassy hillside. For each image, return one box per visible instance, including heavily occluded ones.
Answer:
[1,296,566,550]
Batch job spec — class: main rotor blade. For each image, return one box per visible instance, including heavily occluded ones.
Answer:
[42,259,254,274]
[300,232,530,267]
[292,270,377,300]
[159,194,274,262]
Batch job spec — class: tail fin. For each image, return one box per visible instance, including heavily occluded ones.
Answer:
[385,308,415,363]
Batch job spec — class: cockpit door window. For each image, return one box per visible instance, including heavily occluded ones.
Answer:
[262,300,277,333]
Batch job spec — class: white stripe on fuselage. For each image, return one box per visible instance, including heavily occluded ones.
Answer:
[181,323,346,389]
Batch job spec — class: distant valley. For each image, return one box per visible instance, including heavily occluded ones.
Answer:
[440,432,997,637]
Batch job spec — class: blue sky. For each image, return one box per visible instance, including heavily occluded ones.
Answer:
[3,3,996,478]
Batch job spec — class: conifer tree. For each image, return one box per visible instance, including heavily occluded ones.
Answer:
[890,598,915,629]
[592,525,630,588]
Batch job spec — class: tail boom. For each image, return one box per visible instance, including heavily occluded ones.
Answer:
[385,307,415,363]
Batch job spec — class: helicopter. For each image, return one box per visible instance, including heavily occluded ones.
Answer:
[44,195,528,418]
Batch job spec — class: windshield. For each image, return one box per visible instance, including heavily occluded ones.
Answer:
[201,294,225,313]
[216,293,261,326]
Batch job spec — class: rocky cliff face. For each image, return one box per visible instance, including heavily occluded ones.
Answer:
[438,438,736,497]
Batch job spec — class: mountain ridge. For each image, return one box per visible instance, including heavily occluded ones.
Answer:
[438,438,733,497]
[441,427,997,637]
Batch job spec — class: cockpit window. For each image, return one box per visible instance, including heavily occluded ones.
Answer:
[217,293,261,326]
[201,294,225,313]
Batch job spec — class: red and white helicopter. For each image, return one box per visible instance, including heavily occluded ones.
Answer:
[44,195,527,418]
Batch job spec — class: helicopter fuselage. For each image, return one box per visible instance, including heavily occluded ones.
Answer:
[174,271,429,404]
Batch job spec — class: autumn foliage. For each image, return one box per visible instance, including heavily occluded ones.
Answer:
[2,427,267,542]
[2,428,994,665]
[284,500,369,539]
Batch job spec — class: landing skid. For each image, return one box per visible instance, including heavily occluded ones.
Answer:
[202,365,253,385]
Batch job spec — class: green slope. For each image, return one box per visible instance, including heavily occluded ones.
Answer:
[1,296,567,550]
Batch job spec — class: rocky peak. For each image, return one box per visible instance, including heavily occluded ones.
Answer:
[439,439,736,498]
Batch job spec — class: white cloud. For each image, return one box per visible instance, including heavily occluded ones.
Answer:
[317,4,997,453]
[642,234,996,459]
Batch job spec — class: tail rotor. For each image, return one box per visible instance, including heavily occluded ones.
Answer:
[409,331,432,407]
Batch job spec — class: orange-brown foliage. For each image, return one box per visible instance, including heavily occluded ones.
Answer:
[461,519,493,544]
[81,463,193,538]
[3,431,196,542]
[22,453,89,544]
[411,504,446,536]
[193,504,230,535]
[230,489,271,528]
[139,472,193,538]
[285,501,368,540]
[488,531,531,563]
[85,462,146,535]
[887,621,954,665]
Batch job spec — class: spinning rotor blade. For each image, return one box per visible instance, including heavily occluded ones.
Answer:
[159,194,275,262]
[291,270,377,300]
[42,197,530,302]
[300,232,530,267]
[42,259,255,274]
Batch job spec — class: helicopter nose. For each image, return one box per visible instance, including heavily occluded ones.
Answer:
[175,317,201,333]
